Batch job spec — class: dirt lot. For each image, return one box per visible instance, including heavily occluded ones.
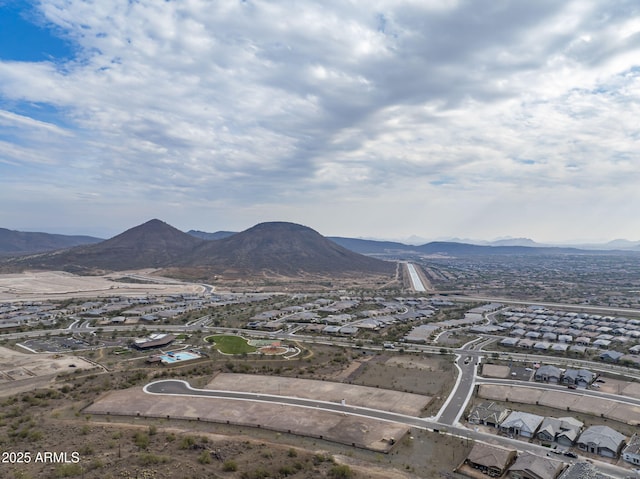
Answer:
[0,345,96,397]
[597,377,640,399]
[207,373,430,416]
[0,270,201,301]
[480,364,510,379]
[85,385,410,453]
[345,354,453,416]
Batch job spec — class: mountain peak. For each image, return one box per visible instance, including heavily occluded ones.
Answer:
[0,220,394,279]
[183,221,394,276]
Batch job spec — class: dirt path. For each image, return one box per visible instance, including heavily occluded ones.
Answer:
[331,355,374,381]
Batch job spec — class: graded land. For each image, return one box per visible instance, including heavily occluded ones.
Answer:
[0,270,202,301]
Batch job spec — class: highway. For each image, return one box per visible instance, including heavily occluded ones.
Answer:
[405,262,426,292]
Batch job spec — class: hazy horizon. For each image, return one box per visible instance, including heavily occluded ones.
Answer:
[2,1,639,243]
[6,219,639,247]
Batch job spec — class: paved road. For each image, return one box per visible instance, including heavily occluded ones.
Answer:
[435,338,480,425]
[145,379,432,429]
[144,379,632,479]
[405,262,426,292]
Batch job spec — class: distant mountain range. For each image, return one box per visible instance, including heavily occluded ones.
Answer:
[2,221,639,279]
[444,237,640,250]
[187,230,236,241]
[0,220,394,277]
[0,228,103,256]
[327,237,640,256]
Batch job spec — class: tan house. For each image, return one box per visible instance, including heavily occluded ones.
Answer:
[465,442,517,477]
[507,452,565,479]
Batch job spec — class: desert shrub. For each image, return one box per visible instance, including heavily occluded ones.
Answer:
[133,431,149,450]
[222,459,238,472]
[278,465,294,476]
[178,435,196,450]
[198,450,211,464]
[138,453,170,465]
[54,464,82,478]
[329,464,354,479]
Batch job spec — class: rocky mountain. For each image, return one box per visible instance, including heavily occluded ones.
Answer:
[0,220,394,277]
[0,228,102,256]
[182,222,394,276]
[1,219,205,272]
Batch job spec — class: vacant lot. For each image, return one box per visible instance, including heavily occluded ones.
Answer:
[481,364,510,379]
[207,373,431,416]
[85,385,410,453]
[347,354,453,415]
[0,270,201,301]
[0,346,95,397]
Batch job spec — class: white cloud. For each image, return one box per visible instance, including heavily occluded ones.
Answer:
[0,0,639,240]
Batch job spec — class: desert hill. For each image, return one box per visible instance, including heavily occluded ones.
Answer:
[0,219,204,273]
[182,222,394,276]
[0,220,394,278]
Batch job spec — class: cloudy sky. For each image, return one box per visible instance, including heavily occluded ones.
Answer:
[1,0,639,243]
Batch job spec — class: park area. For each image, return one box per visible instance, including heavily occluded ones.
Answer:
[206,335,257,354]
[206,334,294,357]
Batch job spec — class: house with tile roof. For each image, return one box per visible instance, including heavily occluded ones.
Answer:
[622,433,640,466]
[500,411,544,439]
[465,442,517,477]
[557,462,610,479]
[561,369,594,388]
[534,365,562,384]
[537,417,583,447]
[506,451,565,479]
[577,425,626,458]
[468,402,512,428]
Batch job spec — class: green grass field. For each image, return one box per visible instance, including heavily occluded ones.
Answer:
[205,335,257,354]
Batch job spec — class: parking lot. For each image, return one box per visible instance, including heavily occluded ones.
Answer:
[21,335,130,353]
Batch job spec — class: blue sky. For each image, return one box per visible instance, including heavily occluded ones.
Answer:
[1,0,639,242]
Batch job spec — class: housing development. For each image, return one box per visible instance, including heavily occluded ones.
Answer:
[1,223,640,479]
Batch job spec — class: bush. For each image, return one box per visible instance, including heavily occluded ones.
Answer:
[133,432,149,450]
[198,450,211,464]
[222,460,238,472]
[278,465,294,476]
[138,453,170,465]
[329,464,354,479]
[54,464,82,478]
[179,435,196,450]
